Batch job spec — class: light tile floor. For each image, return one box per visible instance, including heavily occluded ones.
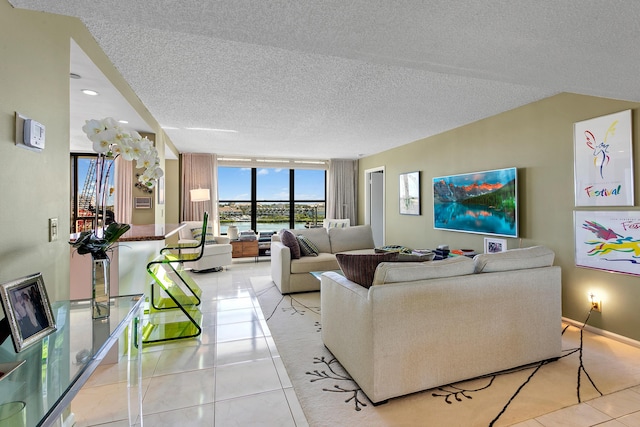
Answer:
[71,259,640,427]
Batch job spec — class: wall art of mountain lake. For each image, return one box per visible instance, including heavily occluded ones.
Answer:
[433,168,517,237]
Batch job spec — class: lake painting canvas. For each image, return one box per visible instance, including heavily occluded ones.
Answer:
[433,167,518,237]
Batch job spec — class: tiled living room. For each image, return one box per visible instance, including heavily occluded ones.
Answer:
[66,258,640,426]
[4,2,640,427]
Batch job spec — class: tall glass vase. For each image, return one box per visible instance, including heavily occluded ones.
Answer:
[92,257,110,319]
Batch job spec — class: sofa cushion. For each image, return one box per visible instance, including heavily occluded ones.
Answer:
[329,225,375,253]
[292,227,332,253]
[291,253,339,274]
[336,252,398,288]
[297,235,319,256]
[191,226,216,244]
[473,246,555,273]
[372,256,475,285]
[280,230,301,259]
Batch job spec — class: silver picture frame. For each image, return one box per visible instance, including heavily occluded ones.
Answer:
[0,273,56,353]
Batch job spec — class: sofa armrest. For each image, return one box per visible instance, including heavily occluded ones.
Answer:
[270,241,291,293]
[214,236,231,244]
[321,272,374,397]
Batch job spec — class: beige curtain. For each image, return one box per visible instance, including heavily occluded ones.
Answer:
[327,159,358,224]
[114,156,132,224]
[181,153,219,232]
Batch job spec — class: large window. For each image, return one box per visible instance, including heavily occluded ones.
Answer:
[218,166,326,234]
[70,154,115,234]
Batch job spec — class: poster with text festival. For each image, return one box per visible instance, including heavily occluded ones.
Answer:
[574,110,633,206]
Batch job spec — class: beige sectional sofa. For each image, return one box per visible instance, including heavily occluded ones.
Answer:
[270,225,375,294]
[320,246,562,404]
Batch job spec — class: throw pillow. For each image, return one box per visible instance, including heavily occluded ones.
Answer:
[297,235,319,257]
[191,226,216,244]
[336,252,398,289]
[280,230,301,259]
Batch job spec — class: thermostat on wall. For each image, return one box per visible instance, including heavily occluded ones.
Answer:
[23,119,45,150]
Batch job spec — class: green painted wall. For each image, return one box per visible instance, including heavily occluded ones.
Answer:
[0,3,76,302]
[359,93,640,342]
[0,2,173,302]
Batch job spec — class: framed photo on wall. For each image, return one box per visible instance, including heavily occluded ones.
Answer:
[134,196,152,209]
[574,110,634,206]
[0,273,56,353]
[399,171,421,215]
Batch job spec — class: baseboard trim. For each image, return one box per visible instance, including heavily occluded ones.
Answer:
[562,316,640,349]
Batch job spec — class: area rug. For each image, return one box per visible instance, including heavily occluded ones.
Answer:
[250,276,640,427]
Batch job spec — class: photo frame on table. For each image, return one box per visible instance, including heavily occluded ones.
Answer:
[484,237,507,253]
[0,273,56,353]
[399,171,421,215]
[574,110,634,206]
[574,210,640,276]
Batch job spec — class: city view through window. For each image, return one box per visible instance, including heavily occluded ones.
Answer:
[218,167,326,234]
[71,154,115,233]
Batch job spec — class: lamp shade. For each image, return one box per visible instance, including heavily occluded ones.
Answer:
[190,188,210,202]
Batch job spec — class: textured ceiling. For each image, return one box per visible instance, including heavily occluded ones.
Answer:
[10,1,640,159]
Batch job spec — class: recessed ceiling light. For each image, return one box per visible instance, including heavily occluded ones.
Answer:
[118,120,129,124]
[81,89,99,96]
[70,73,81,79]
[185,127,238,133]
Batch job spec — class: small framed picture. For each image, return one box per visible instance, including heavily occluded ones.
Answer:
[484,237,507,254]
[134,196,152,209]
[399,171,421,215]
[0,273,56,353]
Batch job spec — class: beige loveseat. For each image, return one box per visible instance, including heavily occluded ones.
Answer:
[321,246,562,404]
[270,225,375,294]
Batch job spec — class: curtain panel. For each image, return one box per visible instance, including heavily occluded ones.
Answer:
[114,156,133,224]
[181,153,219,232]
[327,159,358,224]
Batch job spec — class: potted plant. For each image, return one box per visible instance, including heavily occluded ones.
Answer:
[70,117,163,318]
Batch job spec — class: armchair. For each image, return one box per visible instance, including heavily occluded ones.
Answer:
[175,220,232,272]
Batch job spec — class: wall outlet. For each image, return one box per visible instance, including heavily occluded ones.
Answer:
[591,300,601,312]
[49,218,58,242]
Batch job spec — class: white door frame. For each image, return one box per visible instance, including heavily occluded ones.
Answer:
[364,166,385,247]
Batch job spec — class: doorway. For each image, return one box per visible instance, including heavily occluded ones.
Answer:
[365,167,385,247]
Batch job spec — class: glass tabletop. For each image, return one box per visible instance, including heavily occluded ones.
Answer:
[0,294,144,426]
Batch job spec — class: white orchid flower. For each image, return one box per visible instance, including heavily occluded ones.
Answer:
[92,138,111,154]
[83,117,164,195]
[136,151,156,169]
[82,119,104,136]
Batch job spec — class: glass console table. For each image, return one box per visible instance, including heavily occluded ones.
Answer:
[0,295,144,426]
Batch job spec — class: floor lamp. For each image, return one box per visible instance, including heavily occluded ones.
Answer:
[190,188,210,222]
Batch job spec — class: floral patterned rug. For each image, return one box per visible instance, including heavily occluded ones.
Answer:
[251,276,640,427]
